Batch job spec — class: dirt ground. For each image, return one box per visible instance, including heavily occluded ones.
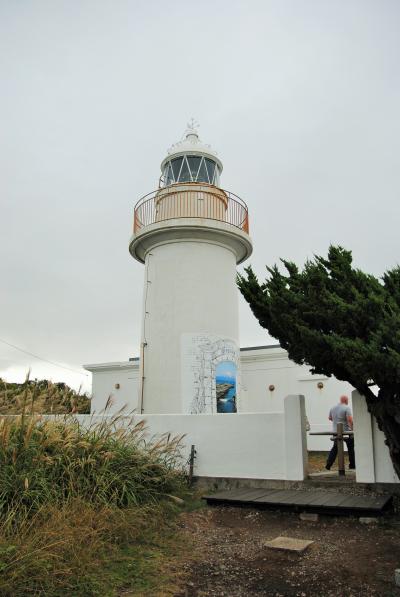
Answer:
[177,505,400,597]
[308,451,340,474]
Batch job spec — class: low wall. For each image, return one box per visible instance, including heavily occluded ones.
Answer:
[141,412,287,479]
[138,394,307,481]
[352,390,399,484]
[77,394,308,481]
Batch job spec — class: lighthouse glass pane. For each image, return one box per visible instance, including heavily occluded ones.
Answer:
[205,159,216,184]
[196,158,209,183]
[165,162,174,186]
[178,156,191,182]
[187,156,201,181]
[171,157,183,181]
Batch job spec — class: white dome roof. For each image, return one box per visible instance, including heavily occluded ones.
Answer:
[160,122,223,173]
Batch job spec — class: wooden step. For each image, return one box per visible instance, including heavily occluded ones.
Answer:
[202,488,392,516]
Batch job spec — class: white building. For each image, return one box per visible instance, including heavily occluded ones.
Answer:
[85,344,353,452]
[83,125,398,483]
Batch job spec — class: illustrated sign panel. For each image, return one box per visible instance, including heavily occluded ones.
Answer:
[215,361,237,413]
[181,333,239,414]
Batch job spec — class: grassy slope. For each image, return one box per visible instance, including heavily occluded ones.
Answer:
[0,408,191,596]
[0,501,191,597]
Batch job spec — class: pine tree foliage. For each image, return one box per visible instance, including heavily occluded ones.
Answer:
[237,246,400,478]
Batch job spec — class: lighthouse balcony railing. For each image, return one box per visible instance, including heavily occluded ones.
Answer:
[133,184,249,235]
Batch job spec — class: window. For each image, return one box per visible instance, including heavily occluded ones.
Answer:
[163,156,219,186]
[205,158,216,184]
[179,156,191,182]
[164,163,174,185]
[187,156,201,180]
[171,157,183,181]
[196,158,209,183]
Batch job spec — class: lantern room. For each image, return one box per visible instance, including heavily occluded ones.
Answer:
[160,122,222,187]
[130,122,251,264]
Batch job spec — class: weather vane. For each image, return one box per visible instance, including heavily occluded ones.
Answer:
[186,117,199,134]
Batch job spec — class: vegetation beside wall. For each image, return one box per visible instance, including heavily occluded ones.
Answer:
[0,400,189,596]
[0,378,91,414]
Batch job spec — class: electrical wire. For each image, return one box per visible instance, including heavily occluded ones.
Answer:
[0,337,89,377]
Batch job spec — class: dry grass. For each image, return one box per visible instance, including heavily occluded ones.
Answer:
[0,377,90,414]
[0,411,187,525]
[308,450,340,473]
[0,376,190,595]
[0,499,188,596]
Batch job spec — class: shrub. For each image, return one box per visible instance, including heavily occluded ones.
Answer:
[0,380,189,595]
[0,378,90,415]
[0,413,186,525]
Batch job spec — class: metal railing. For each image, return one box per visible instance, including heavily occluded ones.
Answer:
[133,184,249,234]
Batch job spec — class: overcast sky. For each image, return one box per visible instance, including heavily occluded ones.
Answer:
[1,0,399,391]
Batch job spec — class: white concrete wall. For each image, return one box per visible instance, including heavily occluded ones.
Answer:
[85,361,139,413]
[285,394,308,480]
[240,346,353,451]
[85,346,353,450]
[78,394,307,481]
[141,240,239,414]
[352,390,399,484]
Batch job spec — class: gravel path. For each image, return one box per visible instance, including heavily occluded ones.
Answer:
[176,505,400,596]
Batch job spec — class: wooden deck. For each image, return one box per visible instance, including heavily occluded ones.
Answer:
[202,488,392,516]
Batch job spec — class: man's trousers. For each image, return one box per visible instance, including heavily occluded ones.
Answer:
[326,436,355,469]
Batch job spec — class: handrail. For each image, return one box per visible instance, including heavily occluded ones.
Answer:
[309,431,354,436]
[310,423,353,477]
[133,183,249,235]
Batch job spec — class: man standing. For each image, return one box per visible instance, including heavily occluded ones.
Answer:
[326,395,355,470]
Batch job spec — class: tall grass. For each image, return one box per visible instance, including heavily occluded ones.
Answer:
[0,377,189,595]
[0,377,90,414]
[0,413,186,524]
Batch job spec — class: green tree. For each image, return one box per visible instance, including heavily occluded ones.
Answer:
[237,246,400,478]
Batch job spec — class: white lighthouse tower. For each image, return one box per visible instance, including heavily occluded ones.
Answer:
[129,123,252,415]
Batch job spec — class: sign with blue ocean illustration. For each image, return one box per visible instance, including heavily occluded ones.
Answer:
[216,361,237,413]
[181,333,239,414]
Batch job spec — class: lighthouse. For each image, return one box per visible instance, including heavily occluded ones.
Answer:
[129,123,252,415]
